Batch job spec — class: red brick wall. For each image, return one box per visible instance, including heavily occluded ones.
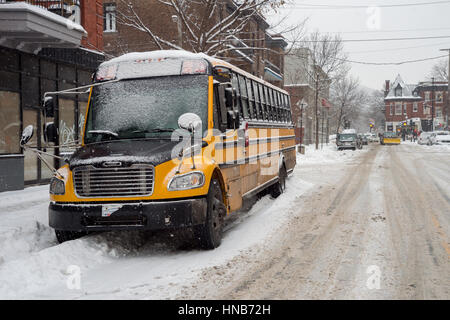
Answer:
[81,0,104,51]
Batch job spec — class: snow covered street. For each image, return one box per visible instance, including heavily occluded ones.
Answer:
[0,143,449,299]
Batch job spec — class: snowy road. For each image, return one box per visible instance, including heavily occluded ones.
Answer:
[0,143,448,299]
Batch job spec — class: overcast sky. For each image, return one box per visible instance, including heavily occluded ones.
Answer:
[267,0,450,90]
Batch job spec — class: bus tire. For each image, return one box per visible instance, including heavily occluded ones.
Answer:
[194,178,226,250]
[270,163,287,198]
[55,230,86,243]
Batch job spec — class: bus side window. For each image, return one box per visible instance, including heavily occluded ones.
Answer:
[263,85,270,122]
[281,94,287,123]
[238,74,249,119]
[273,91,280,122]
[231,73,242,122]
[212,84,220,129]
[269,88,276,122]
[252,80,261,120]
[246,78,256,119]
[286,95,292,124]
[258,83,267,121]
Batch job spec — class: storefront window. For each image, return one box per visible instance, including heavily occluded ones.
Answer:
[0,91,21,154]
[23,109,38,182]
[59,98,76,155]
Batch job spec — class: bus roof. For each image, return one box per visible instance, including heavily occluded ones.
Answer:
[99,50,288,95]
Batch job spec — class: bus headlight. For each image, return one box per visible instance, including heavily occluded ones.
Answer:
[50,177,65,195]
[168,172,205,191]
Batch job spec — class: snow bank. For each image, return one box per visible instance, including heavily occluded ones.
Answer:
[298,143,369,165]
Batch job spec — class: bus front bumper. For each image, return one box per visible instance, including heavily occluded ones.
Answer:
[49,198,207,232]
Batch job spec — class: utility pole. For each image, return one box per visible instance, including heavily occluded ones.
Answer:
[439,48,450,129]
[432,77,435,131]
[314,73,320,150]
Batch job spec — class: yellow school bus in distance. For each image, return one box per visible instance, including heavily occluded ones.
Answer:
[382,131,401,145]
[44,51,296,249]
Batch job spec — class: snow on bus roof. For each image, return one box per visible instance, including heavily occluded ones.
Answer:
[100,50,288,94]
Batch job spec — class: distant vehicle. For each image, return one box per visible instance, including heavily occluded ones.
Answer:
[417,132,436,145]
[342,128,356,134]
[368,133,378,143]
[336,132,357,151]
[434,131,450,144]
[360,133,369,145]
[382,132,401,145]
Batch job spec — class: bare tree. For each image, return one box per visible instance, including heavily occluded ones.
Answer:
[330,74,366,134]
[429,58,449,81]
[115,0,287,58]
[295,31,348,149]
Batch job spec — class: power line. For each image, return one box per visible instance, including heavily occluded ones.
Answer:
[290,0,450,9]
[348,41,450,54]
[336,54,447,65]
[318,26,450,35]
[298,35,450,43]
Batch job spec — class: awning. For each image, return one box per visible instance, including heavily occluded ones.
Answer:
[264,67,283,82]
[0,3,86,54]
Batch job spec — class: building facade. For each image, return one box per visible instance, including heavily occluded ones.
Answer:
[0,1,104,192]
[384,74,448,133]
[284,48,331,145]
[101,0,287,87]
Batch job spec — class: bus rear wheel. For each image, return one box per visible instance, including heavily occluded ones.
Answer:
[194,178,226,249]
[270,164,287,198]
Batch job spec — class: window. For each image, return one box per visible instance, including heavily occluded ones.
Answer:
[390,103,393,115]
[259,83,267,121]
[424,91,430,102]
[436,107,442,117]
[252,81,262,120]
[246,78,256,119]
[0,91,20,154]
[436,92,443,103]
[231,73,242,120]
[413,102,418,113]
[403,103,407,115]
[104,4,117,32]
[238,75,249,119]
[395,85,402,97]
[395,102,402,115]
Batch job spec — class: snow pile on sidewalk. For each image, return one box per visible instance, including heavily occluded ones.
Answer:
[0,143,367,299]
[297,143,369,165]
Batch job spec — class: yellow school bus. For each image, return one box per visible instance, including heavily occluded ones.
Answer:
[43,50,296,249]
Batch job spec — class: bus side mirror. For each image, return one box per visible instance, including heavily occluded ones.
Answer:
[20,125,34,147]
[225,87,239,129]
[43,122,58,144]
[178,113,202,133]
[43,96,56,118]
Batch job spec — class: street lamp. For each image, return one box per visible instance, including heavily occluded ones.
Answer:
[171,15,182,48]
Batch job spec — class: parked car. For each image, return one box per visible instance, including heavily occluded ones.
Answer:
[336,132,357,151]
[369,133,379,143]
[418,132,436,145]
[434,131,450,144]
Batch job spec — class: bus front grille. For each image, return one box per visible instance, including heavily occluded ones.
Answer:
[73,165,154,198]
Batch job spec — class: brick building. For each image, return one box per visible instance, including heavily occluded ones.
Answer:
[0,0,104,191]
[284,48,331,145]
[101,0,287,87]
[384,74,448,132]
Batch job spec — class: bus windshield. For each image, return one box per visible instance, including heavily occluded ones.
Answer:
[84,74,209,143]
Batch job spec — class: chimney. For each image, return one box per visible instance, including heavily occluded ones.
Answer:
[384,80,390,97]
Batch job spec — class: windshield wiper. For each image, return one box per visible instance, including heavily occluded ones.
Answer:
[132,128,176,133]
[88,130,119,137]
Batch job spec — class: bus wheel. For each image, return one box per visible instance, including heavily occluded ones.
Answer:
[55,230,86,243]
[194,178,226,249]
[270,164,287,198]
